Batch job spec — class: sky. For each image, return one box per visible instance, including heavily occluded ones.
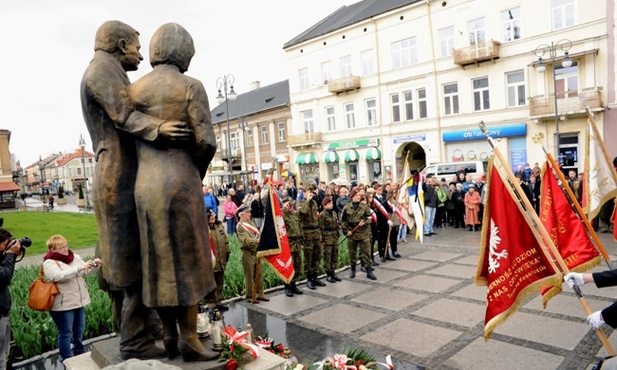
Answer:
[0,0,355,167]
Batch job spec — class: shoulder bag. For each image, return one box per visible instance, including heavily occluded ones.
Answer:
[27,263,60,311]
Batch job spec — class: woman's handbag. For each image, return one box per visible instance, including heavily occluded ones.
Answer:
[27,264,59,311]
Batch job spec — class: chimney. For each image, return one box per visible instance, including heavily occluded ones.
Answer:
[250,81,261,90]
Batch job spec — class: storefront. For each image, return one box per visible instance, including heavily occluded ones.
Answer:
[326,138,380,185]
[343,149,360,184]
[365,147,382,182]
[324,150,340,180]
[295,152,320,185]
[442,123,527,170]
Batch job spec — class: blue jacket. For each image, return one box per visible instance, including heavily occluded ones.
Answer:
[204,193,218,214]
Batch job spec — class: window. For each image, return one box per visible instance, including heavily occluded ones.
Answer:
[344,103,355,129]
[553,0,575,30]
[325,106,336,131]
[418,88,427,118]
[302,110,314,134]
[438,27,454,57]
[340,56,352,77]
[366,99,377,126]
[245,129,253,147]
[404,91,413,121]
[260,125,269,145]
[391,94,401,123]
[473,77,490,111]
[501,7,521,42]
[506,70,526,107]
[321,61,332,84]
[555,62,579,98]
[361,49,375,76]
[468,18,485,45]
[443,83,459,115]
[392,37,417,68]
[216,136,221,151]
[230,132,240,150]
[277,122,286,142]
[299,68,309,91]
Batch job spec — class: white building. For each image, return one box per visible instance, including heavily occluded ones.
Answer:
[284,0,608,184]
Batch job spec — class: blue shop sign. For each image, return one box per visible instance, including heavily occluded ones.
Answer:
[442,124,527,142]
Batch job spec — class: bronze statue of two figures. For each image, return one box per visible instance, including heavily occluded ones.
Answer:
[80,21,218,362]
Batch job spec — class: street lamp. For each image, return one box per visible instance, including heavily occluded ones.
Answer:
[534,39,572,160]
[38,155,45,199]
[79,134,91,208]
[216,74,237,187]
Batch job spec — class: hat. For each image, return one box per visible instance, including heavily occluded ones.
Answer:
[281,196,294,205]
[322,196,332,206]
[468,184,476,189]
[206,207,215,218]
[307,184,317,192]
[236,204,250,216]
[349,187,359,198]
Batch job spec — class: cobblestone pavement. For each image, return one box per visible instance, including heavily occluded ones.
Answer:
[16,199,617,369]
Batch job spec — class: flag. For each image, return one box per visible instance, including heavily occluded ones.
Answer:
[584,118,617,220]
[475,158,561,340]
[409,171,425,243]
[539,161,601,301]
[397,152,414,227]
[257,187,294,284]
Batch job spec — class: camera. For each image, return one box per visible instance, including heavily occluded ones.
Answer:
[10,237,32,262]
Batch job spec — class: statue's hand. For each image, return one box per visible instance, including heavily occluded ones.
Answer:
[159,121,191,141]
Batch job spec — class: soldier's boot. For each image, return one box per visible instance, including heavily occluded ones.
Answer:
[314,273,327,287]
[156,307,180,360]
[332,271,342,282]
[177,305,219,362]
[290,281,303,295]
[307,274,316,290]
[326,271,336,283]
[349,265,356,279]
[366,267,377,281]
[284,284,294,297]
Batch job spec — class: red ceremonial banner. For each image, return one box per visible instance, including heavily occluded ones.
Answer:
[257,187,294,284]
[475,159,561,340]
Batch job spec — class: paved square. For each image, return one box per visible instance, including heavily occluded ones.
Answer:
[262,293,328,316]
[360,318,461,357]
[307,280,371,298]
[524,292,607,317]
[450,282,487,302]
[411,298,484,328]
[352,287,429,310]
[426,263,475,279]
[412,251,461,262]
[368,268,408,283]
[453,255,481,266]
[443,337,565,370]
[394,274,461,293]
[298,303,385,333]
[379,258,438,272]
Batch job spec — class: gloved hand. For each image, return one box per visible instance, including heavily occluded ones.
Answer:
[387,220,394,227]
[587,310,606,330]
[564,272,585,288]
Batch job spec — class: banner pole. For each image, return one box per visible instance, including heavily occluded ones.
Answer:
[480,121,615,356]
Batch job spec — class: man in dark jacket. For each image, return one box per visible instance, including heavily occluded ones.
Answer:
[0,229,22,370]
[423,175,438,236]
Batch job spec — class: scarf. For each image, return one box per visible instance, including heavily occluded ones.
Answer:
[43,249,75,265]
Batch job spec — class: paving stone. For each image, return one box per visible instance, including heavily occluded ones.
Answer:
[364,267,408,283]
[443,337,565,370]
[352,287,429,310]
[596,329,617,358]
[394,274,461,293]
[360,318,461,357]
[494,311,590,350]
[305,280,371,298]
[425,263,475,279]
[298,303,385,333]
[411,298,484,328]
[577,283,617,300]
[378,258,437,272]
[524,292,608,317]
[261,293,328,316]
[450,282,487,302]
[453,255,481,266]
[412,251,462,262]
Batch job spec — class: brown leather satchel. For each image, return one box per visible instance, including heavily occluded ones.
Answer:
[27,264,60,311]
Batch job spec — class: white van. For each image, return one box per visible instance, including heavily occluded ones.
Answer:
[422,161,488,181]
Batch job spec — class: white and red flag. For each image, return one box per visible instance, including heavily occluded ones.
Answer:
[475,158,561,340]
[583,118,617,220]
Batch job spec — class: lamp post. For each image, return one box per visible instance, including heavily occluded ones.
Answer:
[79,134,91,208]
[38,155,45,199]
[534,39,572,161]
[216,74,237,187]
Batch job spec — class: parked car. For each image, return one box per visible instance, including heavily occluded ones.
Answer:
[422,160,488,181]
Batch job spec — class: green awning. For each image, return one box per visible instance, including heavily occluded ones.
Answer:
[344,149,360,162]
[365,147,381,161]
[295,152,318,164]
[324,151,339,163]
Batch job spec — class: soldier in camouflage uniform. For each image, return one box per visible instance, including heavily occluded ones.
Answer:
[320,196,342,283]
[281,197,304,297]
[236,205,269,303]
[341,187,376,280]
[297,184,326,289]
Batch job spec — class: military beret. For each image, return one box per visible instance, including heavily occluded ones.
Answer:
[236,204,250,216]
[322,196,332,206]
[307,184,317,192]
[349,187,359,198]
[281,196,294,205]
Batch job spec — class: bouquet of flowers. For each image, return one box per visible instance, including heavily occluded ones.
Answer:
[316,349,393,370]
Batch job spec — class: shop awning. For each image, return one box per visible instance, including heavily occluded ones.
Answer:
[324,151,339,163]
[365,147,381,161]
[344,149,360,162]
[295,152,318,164]
[0,182,20,192]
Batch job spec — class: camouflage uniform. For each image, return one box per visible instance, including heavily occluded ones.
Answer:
[205,220,230,307]
[297,196,324,288]
[282,208,303,283]
[319,208,341,276]
[341,201,373,272]
[237,221,265,300]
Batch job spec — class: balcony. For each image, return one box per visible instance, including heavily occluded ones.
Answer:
[529,87,603,118]
[327,76,361,94]
[288,132,323,148]
[453,40,500,67]
[220,148,241,162]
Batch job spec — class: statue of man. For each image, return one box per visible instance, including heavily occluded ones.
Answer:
[128,22,217,362]
[80,20,190,360]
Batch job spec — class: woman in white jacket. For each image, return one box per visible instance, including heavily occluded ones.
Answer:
[43,235,100,362]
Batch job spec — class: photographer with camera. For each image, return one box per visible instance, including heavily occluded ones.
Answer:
[42,234,100,362]
[0,228,22,370]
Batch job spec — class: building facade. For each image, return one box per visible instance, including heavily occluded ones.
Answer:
[283,0,608,184]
